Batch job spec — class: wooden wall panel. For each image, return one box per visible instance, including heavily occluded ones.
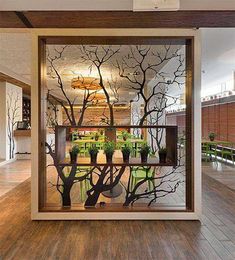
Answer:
[202,107,209,138]
[62,106,131,126]
[227,103,235,143]
[219,104,228,141]
[169,102,235,143]
[208,106,216,134]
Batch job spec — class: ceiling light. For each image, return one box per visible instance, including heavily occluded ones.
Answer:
[71,77,102,91]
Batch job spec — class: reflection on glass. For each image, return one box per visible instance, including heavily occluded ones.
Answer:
[44,43,187,210]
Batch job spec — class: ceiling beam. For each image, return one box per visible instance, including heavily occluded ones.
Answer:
[0,72,31,95]
[14,11,33,28]
[0,11,235,28]
[0,11,27,28]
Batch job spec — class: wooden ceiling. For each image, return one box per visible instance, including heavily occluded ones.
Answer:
[1,11,235,28]
[0,72,31,95]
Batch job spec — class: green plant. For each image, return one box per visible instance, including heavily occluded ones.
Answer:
[121,130,131,140]
[159,147,167,154]
[121,143,132,155]
[70,145,80,155]
[209,132,216,140]
[139,142,151,155]
[103,141,116,155]
[88,145,99,155]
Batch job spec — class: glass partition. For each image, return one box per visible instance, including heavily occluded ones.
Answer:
[38,37,193,212]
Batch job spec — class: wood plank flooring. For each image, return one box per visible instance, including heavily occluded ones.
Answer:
[0,160,31,196]
[202,161,235,191]
[0,160,235,259]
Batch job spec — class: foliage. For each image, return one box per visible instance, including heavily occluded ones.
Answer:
[103,141,116,155]
[88,144,99,155]
[121,130,131,140]
[121,143,132,155]
[70,145,80,155]
[209,132,216,139]
[139,142,151,155]
[159,147,167,154]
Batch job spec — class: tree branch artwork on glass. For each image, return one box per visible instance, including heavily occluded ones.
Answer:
[45,43,186,209]
[7,90,21,159]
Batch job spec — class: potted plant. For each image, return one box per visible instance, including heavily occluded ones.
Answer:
[69,145,80,164]
[94,132,100,141]
[121,130,130,141]
[209,132,216,141]
[139,143,151,163]
[158,147,167,164]
[150,150,156,158]
[88,145,99,164]
[121,143,132,163]
[103,141,115,163]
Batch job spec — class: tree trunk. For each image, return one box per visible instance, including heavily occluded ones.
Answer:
[84,191,101,207]
[123,196,134,207]
[77,104,86,126]
[108,103,114,126]
[61,186,72,207]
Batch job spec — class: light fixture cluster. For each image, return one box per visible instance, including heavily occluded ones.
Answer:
[71,76,106,103]
[71,77,102,91]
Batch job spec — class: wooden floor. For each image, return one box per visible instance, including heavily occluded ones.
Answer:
[202,161,235,190]
[0,160,31,197]
[0,161,235,259]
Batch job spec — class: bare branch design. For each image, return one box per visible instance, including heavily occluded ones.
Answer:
[7,91,20,159]
[123,154,185,207]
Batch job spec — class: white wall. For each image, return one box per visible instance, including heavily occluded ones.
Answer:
[201,28,235,97]
[0,32,31,85]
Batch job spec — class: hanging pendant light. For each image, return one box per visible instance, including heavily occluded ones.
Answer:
[71,77,102,91]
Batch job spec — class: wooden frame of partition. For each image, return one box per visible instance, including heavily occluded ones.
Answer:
[31,29,201,220]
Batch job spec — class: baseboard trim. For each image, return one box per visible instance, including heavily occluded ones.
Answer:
[0,158,16,167]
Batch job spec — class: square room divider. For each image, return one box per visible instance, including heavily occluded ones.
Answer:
[31,29,201,220]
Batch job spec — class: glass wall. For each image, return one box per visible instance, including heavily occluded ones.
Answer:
[38,37,193,212]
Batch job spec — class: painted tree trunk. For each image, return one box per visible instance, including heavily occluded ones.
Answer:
[123,196,134,207]
[62,185,72,207]
[84,192,101,207]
